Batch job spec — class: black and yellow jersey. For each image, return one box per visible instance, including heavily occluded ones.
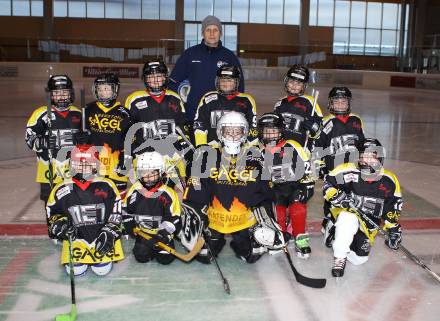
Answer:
[259,139,312,185]
[122,181,181,235]
[323,163,403,230]
[46,176,122,244]
[193,91,258,146]
[316,113,365,172]
[125,89,187,143]
[85,101,131,182]
[274,94,323,146]
[183,146,272,234]
[25,105,82,183]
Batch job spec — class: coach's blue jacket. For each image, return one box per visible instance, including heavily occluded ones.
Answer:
[169,40,244,122]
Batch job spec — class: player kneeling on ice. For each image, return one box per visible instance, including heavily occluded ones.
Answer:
[182,112,285,264]
[46,144,124,276]
[123,150,181,264]
[323,138,403,277]
[258,113,314,258]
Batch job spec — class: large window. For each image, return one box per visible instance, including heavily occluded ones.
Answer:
[184,23,238,53]
[0,0,43,16]
[311,1,408,56]
[52,0,175,20]
[184,0,301,25]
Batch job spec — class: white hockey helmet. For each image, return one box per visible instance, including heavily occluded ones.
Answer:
[216,111,249,155]
[136,151,165,188]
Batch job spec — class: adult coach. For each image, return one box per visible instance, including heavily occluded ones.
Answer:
[169,15,244,122]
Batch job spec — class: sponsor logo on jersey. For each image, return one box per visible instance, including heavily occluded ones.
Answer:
[72,245,121,262]
[323,121,334,134]
[158,194,171,206]
[293,102,307,112]
[56,186,71,199]
[89,114,122,133]
[352,121,361,130]
[135,100,148,109]
[94,188,108,199]
[209,165,257,183]
[168,101,178,112]
[129,192,137,204]
[71,115,81,123]
[205,93,218,104]
[378,183,391,197]
[217,60,228,68]
[343,173,359,183]
[191,60,201,63]
[236,101,247,109]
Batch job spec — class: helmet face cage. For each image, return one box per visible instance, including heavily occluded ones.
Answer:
[143,60,168,94]
[47,75,74,111]
[358,139,385,176]
[328,87,352,116]
[258,113,284,146]
[215,66,240,95]
[284,65,309,96]
[136,151,164,188]
[70,147,99,180]
[93,74,120,106]
[216,112,249,155]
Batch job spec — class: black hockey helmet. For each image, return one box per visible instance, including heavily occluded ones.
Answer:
[215,65,241,95]
[284,65,309,96]
[47,75,74,111]
[142,59,168,94]
[357,138,385,175]
[328,86,352,116]
[257,112,284,146]
[93,73,120,107]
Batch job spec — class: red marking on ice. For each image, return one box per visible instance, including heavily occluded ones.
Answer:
[384,277,425,321]
[0,224,48,236]
[347,262,401,321]
[0,249,35,304]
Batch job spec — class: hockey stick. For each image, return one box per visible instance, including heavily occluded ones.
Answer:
[80,88,86,133]
[46,91,55,189]
[55,232,77,321]
[349,202,440,283]
[202,230,231,294]
[283,246,327,288]
[133,227,205,262]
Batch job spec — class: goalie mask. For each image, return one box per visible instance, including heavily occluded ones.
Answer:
[358,138,385,178]
[216,111,249,155]
[284,65,309,97]
[328,86,352,116]
[47,75,75,111]
[136,151,165,189]
[70,144,99,181]
[258,112,284,146]
[93,73,120,107]
[215,65,240,95]
[143,59,168,95]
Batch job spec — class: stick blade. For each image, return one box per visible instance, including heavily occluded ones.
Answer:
[295,273,327,289]
[55,304,77,321]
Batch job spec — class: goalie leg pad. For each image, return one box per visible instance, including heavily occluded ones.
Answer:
[65,263,88,276]
[91,262,113,276]
[231,229,265,264]
[133,235,155,263]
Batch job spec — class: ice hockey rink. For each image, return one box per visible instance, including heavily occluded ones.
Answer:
[0,79,439,321]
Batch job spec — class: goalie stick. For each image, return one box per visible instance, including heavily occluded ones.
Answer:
[349,202,440,283]
[253,206,326,288]
[134,227,204,262]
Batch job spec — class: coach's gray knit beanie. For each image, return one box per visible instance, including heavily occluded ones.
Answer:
[201,15,222,34]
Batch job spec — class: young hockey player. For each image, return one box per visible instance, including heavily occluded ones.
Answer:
[46,144,124,276]
[25,75,82,203]
[123,150,181,264]
[83,73,131,192]
[323,138,403,277]
[258,113,314,258]
[193,65,258,147]
[183,112,284,264]
[316,87,365,246]
[274,64,323,148]
[125,59,189,186]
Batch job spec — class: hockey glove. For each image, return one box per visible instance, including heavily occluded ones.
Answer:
[329,190,351,208]
[386,224,402,250]
[95,223,121,256]
[302,119,321,137]
[50,219,68,240]
[156,229,173,244]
